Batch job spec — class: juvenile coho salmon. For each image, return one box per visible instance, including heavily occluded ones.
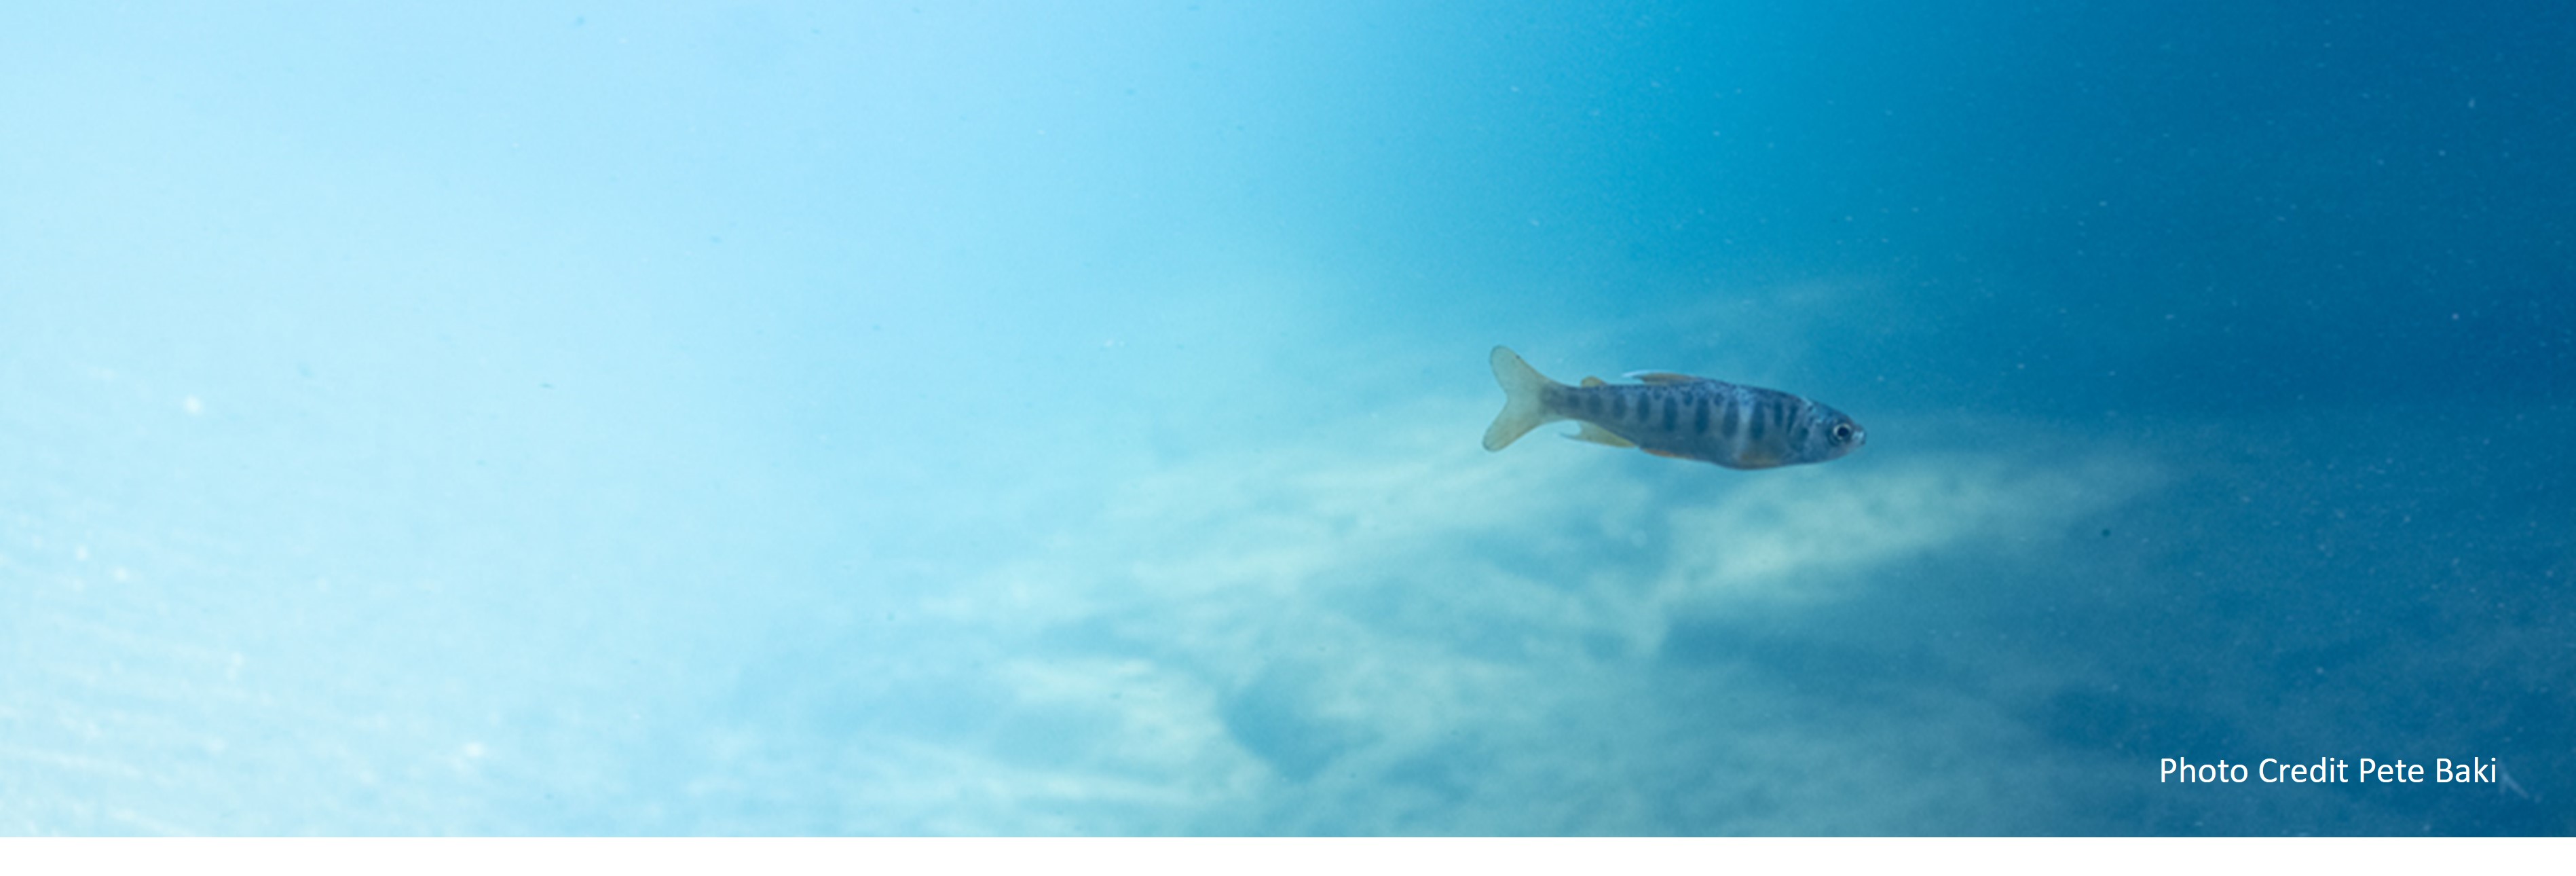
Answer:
[1482,346,1865,470]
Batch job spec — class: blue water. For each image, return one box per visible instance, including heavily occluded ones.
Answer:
[3,2,2568,836]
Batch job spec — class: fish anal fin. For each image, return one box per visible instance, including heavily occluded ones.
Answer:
[1566,422,1637,448]
[1642,448,1691,460]
[1624,371,1701,385]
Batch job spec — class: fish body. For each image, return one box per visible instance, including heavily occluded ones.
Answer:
[1482,346,1865,470]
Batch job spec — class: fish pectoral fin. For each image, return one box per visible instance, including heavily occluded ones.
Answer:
[1580,376,1607,388]
[1565,422,1637,448]
[1624,371,1701,384]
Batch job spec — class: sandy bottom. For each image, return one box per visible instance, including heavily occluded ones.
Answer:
[4,384,2567,835]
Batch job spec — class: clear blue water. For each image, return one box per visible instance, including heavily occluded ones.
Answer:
[3,3,2568,835]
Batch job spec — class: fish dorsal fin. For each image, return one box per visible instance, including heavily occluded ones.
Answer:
[1580,376,1607,388]
[1566,422,1637,448]
[1624,371,1701,385]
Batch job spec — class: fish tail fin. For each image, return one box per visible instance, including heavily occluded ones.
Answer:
[1483,346,1564,452]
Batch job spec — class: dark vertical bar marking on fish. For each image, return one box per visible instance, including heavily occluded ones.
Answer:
[1749,401,1770,443]
[1660,391,1679,431]
[1692,395,1710,435]
[1614,393,1630,421]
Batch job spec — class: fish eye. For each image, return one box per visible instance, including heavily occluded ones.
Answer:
[1831,422,1856,443]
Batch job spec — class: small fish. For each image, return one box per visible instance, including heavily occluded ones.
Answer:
[1481,346,1866,470]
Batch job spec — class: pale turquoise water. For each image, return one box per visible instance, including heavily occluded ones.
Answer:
[2,3,2568,835]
